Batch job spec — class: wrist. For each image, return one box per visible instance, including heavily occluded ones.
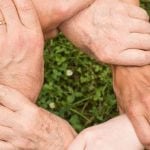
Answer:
[32,0,95,34]
[37,108,76,150]
[0,72,42,102]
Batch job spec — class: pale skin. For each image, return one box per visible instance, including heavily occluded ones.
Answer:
[68,115,143,150]
[0,0,44,102]
[0,0,76,149]
[0,86,143,150]
[32,0,96,38]
[61,0,150,149]
[60,0,150,66]
[0,0,102,149]
[0,0,97,104]
[37,0,150,149]
[0,85,76,149]
[23,0,150,66]
[0,2,80,149]
[1,0,148,149]
[0,84,143,150]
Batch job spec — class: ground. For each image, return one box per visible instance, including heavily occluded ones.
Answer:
[37,0,150,132]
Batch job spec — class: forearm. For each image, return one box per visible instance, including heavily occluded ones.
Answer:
[32,0,95,33]
[112,1,150,148]
[0,1,97,102]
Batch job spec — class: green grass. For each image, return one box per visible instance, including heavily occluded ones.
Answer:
[37,0,150,132]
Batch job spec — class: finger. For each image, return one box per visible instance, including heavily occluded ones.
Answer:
[68,134,86,150]
[127,33,150,50]
[0,126,14,141]
[0,105,16,127]
[13,0,41,29]
[128,18,150,34]
[125,4,149,21]
[117,49,150,66]
[0,85,32,111]
[0,0,20,28]
[0,141,15,150]
[128,114,150,149]
[0,10,6,34]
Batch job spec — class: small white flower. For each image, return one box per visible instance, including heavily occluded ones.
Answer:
[49,102,56,109]
[66,69,73,76]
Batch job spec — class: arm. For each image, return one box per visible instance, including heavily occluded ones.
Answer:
[60,0,150,66]
[0,0,96,102]
[32,0,95,38]
[0,1,76,149]
[0,85,76,150]
[68,115,143,150]
[58,0,150,148]
[0,84,142,149]
[112,0,150,149]
[0,0,95,102]
[112,65,150,149]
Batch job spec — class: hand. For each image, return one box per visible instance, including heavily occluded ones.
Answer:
[0,85,76,150]
[0,0,44,102]
[32,0,95,39]
[60,0,150,66]
[112,65,150,149]
[68,115,143,150]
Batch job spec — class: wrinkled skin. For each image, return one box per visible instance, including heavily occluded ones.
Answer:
[32,0,95,38]
[111,0,150,149]
[60,0,150,66]
[0,85,76,150]
[0,0,44,102]
[112,66,150,149]
[0,0,76,149]
[0,0,96,102]
[68,115,143,150]
[1,0,150,149]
